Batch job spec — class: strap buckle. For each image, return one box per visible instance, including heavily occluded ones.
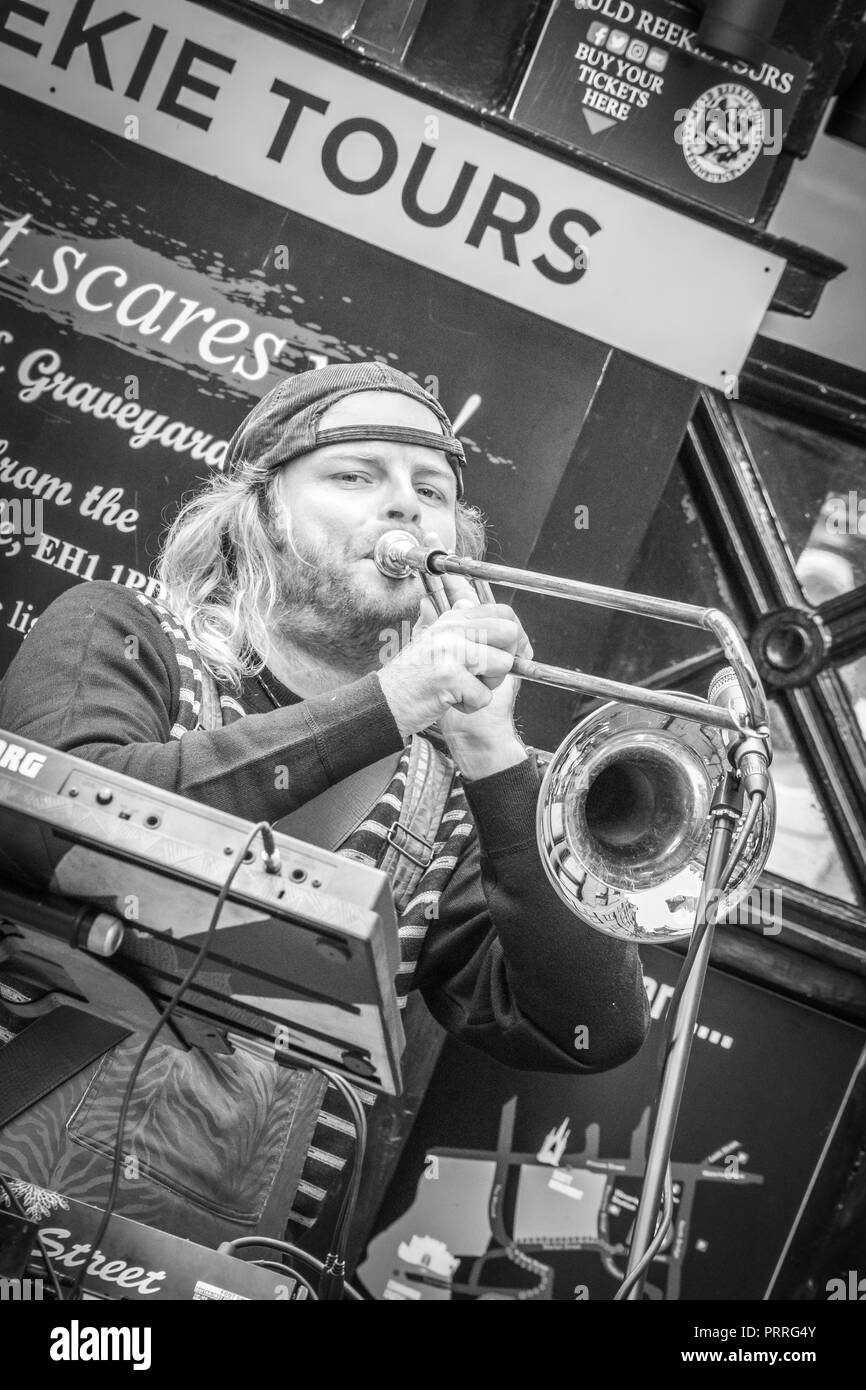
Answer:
[386,819,435,869]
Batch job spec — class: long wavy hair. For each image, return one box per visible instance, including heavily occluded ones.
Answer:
[156,455,488,690]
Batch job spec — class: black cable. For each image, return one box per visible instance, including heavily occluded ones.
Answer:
[224,1067,369,1302]
[251,1259,318,1300]
[65,820,273,1301]
[221,1235,327,1272]
[661,792,762,1042]
[716,791,763,897]
[0,1173,65,1303]
[317,1068,369,1300]
[613,1166,674,1301]
[619,790,763,1302]
[326,1071,368,1209]
[219,1236,365,1300]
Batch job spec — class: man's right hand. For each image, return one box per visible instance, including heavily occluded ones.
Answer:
[376,600,522,742]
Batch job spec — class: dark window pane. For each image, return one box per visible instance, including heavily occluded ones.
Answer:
[733,403,866,601]
[764,703,857,904]
[839,657,866,739]
[586,460,747,696]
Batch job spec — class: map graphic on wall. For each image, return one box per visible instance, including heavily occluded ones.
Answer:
[358,1096,764,1300]
[356,946,866,1301]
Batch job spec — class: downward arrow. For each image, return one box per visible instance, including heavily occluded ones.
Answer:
[582,108,618,134]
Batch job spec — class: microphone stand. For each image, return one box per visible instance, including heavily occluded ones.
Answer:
[621,769,745,1300]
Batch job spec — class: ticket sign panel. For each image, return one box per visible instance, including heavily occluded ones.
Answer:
[512,0,811,222]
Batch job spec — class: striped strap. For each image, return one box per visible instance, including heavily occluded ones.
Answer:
[134,592,204,736]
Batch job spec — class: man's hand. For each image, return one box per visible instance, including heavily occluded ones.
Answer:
[376,566,531,779]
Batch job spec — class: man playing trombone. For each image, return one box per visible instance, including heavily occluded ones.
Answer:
[0,362,650,1246]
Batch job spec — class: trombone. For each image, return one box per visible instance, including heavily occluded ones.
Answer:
[374,530,776,943]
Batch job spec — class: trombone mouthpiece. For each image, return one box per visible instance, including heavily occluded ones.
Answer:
[373,530,421,578]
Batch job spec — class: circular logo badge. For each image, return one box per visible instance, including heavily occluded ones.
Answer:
[681,84,766,184]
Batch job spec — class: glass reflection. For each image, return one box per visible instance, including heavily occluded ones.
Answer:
[733,403,866,601]
[839,658,866,738]
[795,512,866,607]
[764,702,856,904]
[793,544,866,748]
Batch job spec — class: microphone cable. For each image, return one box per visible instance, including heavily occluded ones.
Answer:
[616,789,764,1301]
[317,1067,369,1300]
[220,1238,366,1301]
[219,1069,370,1303]
[613,1166,674,1301]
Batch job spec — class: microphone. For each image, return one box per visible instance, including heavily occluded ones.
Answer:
[708,667,771,800]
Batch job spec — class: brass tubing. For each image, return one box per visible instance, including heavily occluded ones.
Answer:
[433,552,713,627]
[510,658,742,733]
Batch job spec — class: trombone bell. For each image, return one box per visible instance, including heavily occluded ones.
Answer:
[536,701,776,942]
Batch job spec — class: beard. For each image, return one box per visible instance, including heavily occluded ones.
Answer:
[269,527,423,673]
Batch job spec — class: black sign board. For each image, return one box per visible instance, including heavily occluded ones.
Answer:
[357,946,866,1301]
[512,0,811,222]
[0,86,611,679]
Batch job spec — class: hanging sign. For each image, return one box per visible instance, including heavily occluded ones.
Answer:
[512,0,811,221]
[0,0,786,387]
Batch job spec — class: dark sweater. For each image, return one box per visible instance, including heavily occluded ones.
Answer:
[0,581,650,1073]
